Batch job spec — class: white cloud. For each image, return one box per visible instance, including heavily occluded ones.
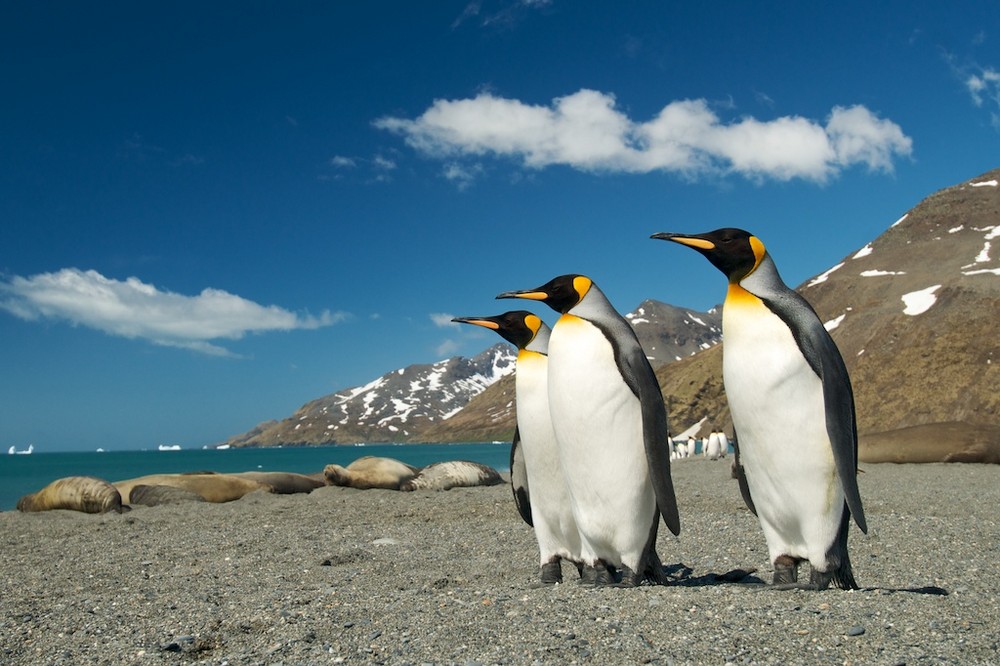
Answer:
[430,313,458,328]
[443,162,485,189]
[375,89,912,182]
[966,66,1000,128]
[436,338,461,357]
[0,268,345,356]
[330,155,356,168]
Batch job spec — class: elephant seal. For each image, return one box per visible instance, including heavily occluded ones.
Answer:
[233,471,325,494]
[129,484,207,506]
[114,472,273,503]
[17,476,126,514]
[324,456,418,490]
[400,461,504,492]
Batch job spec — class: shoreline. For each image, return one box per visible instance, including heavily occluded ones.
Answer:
[2,460,997,664]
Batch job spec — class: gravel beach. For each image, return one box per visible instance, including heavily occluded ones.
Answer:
[2,460,998,665]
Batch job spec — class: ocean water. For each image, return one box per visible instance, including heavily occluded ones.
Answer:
[0,442,512,512]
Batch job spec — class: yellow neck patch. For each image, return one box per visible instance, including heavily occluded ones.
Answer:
[524,313,542,337]
[749,236,767,273]
[726,282,764,306]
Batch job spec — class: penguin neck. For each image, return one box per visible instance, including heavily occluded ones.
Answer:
[524,325,550,355]
[730,253,788,301]
[565,282,612,322]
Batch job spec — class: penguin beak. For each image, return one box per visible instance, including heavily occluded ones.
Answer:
[496,288,549,301]
[650,232,716,251]
[451,316,500,330]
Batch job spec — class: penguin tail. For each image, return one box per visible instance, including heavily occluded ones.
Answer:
[825,503,860,590]
[831,551,860,590]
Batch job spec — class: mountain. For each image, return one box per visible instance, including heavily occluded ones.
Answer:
[625,299,722,365]
[221,301,720,447]
[656,166,1000,461]
[222,344,515,447]
[223,168,999,461]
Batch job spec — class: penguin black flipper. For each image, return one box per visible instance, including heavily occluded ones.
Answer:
[731,431,758,517]
[592,318,681,537]
[761,290,868,534]
[510,427,533,527]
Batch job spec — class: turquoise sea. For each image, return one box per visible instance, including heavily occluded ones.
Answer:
[0,442,511,512]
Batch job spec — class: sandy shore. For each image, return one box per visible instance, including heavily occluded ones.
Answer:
[2,460,998,665]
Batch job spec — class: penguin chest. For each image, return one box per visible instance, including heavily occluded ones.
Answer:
[547,315,648,486]
[514,351,553,448]
[722,289,840,534]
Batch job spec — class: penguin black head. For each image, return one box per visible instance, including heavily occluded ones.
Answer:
[496,274,592,314]
[451,311,543,350]
[651,228,766,283]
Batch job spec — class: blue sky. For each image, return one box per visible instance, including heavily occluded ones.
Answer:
[2,2,998,452]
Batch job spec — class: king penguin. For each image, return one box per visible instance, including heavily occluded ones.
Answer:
[498,275,680,586]
[652,228,868,590]
[452,311,583,584]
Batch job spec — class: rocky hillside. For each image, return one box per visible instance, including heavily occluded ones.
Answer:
[626,299,721,365]
[221,344,515,446]
[221,301,720,446]
[656,167,1000,459]
[222,168,998,460]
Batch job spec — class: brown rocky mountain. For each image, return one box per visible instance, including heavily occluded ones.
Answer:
[222,168,999,461]
[220,302,720,447]
[656,167,1000,461]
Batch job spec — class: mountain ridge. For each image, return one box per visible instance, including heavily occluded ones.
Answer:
[220,167,999,460]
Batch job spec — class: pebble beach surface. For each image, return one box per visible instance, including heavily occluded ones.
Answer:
[2,460,998,665]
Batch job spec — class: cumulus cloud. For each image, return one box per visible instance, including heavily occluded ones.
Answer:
[374,89,913,183]
[0,268,345,356]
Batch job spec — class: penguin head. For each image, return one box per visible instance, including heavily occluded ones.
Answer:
[651,228,766,283]
[496,274,592,314]
[451,311,544,350]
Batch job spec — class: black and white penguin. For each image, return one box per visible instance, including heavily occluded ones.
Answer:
[498,275,680,586]
[452,311,582,584]
[652,228,868,590]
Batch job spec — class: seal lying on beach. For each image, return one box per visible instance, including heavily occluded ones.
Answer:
[860,422,1000,464]
[114,472,273,503]
[233,471,326,494]
[324,456,419,490]
[17,476,126,514]
[128,484,207,506]
[400,461,504,491]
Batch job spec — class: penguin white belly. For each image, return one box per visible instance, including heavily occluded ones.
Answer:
[546,314,655,570]
[723,295,844,567]
[515,350,582,565]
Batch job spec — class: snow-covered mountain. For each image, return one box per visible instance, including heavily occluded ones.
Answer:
[625,299,721,365]
[222,343,515,446]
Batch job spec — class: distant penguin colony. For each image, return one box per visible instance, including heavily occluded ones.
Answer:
[456,228,867,591]
[653,228,867,590]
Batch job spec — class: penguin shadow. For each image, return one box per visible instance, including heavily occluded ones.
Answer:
[659,563,766,587]
[657,564,947,595]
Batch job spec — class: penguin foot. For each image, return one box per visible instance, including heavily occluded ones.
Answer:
[772,556,799,585]
[579,561,613,586]
[616,566,641,588]
[809,568,834,591]
[539,561,563,585]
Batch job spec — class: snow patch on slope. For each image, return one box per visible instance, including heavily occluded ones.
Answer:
[901,285,941,316]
